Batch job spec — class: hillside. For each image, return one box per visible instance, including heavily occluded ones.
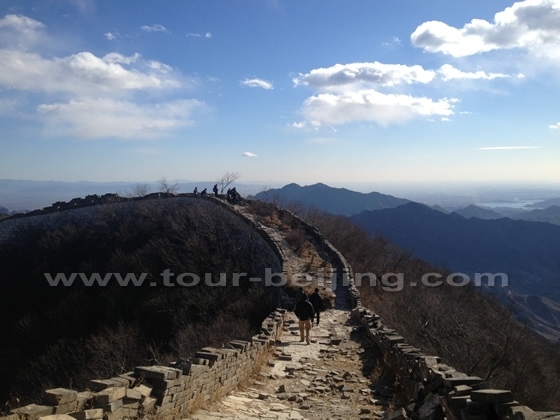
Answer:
[0,199,270,405]
[528,197,560,209]
[349,202,560,340]
[252,183,409,216]
[511,205,560,226]
[453,204,504,219]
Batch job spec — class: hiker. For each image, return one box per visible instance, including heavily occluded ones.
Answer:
[213,184,218,196]
[295,287,307,305]
[193,187,198,196]
[309,288,323,326]
[230,187,240,204]
[294,294,315,344]
[200,188,207,197]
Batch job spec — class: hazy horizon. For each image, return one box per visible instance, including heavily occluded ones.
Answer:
[2,177,560,212]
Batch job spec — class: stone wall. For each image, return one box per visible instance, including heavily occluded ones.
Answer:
[1,310,287,420]
[351,305,560,420]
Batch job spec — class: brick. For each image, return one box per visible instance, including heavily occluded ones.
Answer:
[125,388,142,400]
[37,415,75,420]
[444,376,484,388]
[118,372,136,387]
[121,398,139,409]
[100,407,124,420]
[44,389,78,406]
[95,398,122,413]
[75,392,93,411]
[52,402,78,415]
[471,389,514,405]
[134,366,178,381]
[108,377,129,388]
[132,383,152,397]
[94,387,126,404]
[454,385,473,397]
[87,379,122,392]
[195,351,220,363]
[141,396,157,411]
[12,404,54,420]
[67,409,104,420]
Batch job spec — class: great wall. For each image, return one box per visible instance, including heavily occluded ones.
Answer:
[0,194,557,420]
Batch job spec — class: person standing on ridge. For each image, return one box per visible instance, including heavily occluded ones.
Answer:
[294,294,315,344]
[213,184,219,196]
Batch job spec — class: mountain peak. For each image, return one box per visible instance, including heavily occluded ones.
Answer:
[252,183,409,216]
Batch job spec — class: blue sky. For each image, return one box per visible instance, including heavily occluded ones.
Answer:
[1,0,559,189]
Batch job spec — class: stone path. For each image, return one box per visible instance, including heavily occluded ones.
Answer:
[185,309,393,420]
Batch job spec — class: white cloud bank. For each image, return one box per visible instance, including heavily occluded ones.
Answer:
[293,62,436,90]
[38,98,203,139]
[242,152,258,157]
[240,78,274,90]
[302,90,456,127]
[549,122,560,129]
[411,0,560,59]
[438,64,514,81]
[0,14,204,139]
[294,62,457,127]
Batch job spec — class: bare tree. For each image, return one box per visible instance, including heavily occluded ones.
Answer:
[132,183,150,197]
[158,177,178,194]
[217,171,240,194]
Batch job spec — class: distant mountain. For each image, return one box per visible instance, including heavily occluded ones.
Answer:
[527,197,560,209]
[251,183,410,216]
[350,202,560,339]
[511,205,560,226]
[430,205,451,214]
[453,204,504,220]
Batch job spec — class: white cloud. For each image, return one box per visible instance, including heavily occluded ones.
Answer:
[186,32,212,38]
[141,24,168,33]
[292,121,306,129]
[549,122,560,129]
[301,90,457,127]
[38,98,204,139]
[0,14,203,141]
[0,14,45,49]
[478,146,541,150]
[0,50,180,95]
[0,14,44,31]
[242,152,258,157]
[382,36,402,48]
[411,0,560,59]
[438,64,512,81]
[104,32,118,41]
[293,62,436,90]
[240,78,274,90]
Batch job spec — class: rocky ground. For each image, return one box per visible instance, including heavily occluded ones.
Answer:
[186,309,394,420]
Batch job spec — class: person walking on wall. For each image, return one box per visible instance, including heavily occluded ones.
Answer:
[294,294,315,345]
[309,288,322,326]
[213,184,219,197]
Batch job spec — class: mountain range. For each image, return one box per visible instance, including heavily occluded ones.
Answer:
[250,182,560,341]
[250,182,410,216]
[349,202,560,341]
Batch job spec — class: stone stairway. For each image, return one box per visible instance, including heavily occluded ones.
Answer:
[180,201,388,418]
[185,309,391,420]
